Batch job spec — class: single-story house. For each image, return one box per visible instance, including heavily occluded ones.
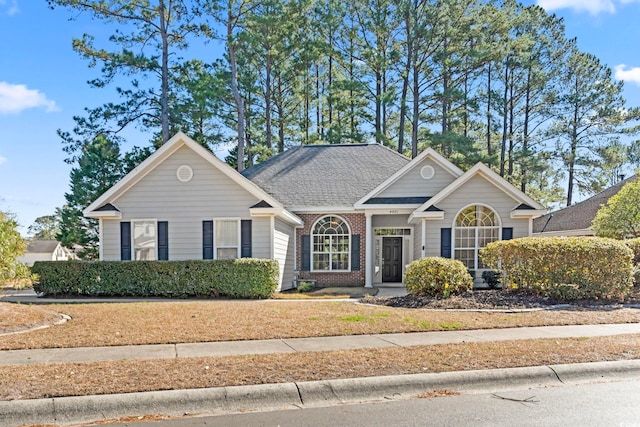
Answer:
[533,174,638,236]
[84,132,546,290]
[17,239,76,266]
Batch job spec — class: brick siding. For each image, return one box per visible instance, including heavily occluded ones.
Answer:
[296,213,366,287]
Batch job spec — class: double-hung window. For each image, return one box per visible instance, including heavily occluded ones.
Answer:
[215,219,240,260]
[133,220,157,260]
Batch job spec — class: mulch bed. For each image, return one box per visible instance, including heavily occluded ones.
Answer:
[363,288,640,310]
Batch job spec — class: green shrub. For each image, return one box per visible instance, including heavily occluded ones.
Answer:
[404,257,473,298]
[624,238,640,265]
[480,236,633,302]
[297,281,315,293]
[31,259,279,299]
[633,265,640,288]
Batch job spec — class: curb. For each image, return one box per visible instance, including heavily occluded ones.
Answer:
[2,360,639,426]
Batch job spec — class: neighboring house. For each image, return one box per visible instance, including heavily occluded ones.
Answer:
[84,132,546,290]
[17,239,75,266]
[533,174,639,237]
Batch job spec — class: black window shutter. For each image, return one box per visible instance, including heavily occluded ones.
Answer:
[301,235,311,271]
[502,227,513,240]
[120,222,131,260]
[203,220,213,259]
[440,228,452,258]
[241,220,252,258]
[158,221,168,260]
[351,234,361,271]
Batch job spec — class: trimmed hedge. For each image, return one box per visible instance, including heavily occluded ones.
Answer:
[405,257,473,298]
[624,238,640,265]
[480,237,633,301]
[31,259,280,299]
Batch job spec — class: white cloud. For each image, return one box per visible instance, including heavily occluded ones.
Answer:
[0,82,59,114]
[614,64,640,85]
[0,155,6,165]
[0,0,19,16]
[537,0,616,14]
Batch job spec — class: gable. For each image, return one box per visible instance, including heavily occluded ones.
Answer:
[433,174,523,213]
[85,133,302,226]
[377,157,459,199]
[112,145,262,217]
[355,148,463,208]
[410,163,546,222]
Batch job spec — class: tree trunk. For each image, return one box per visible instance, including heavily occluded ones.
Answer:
[159,0,170,144]
[228,16,245,172]
[500,59,509,177]
[265,54,273,150]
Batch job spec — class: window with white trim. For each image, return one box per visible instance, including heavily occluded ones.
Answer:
[215,219,240,260]
[312,216,350,271]
[454,205,500,269]
[133,220,156,260]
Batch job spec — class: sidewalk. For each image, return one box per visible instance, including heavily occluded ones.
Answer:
[3,323,640,367]
[2,323,640,426]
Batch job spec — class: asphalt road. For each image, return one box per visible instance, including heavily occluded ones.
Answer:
[107,379,640,427]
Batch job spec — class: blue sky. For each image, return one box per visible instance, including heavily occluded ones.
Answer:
[1,0,639,234]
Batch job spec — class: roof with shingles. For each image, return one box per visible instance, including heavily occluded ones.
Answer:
[242,144,410,208]
[532,174,639,233]
[25,239,61,254]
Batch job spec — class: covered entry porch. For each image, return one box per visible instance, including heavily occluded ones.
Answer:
[364,212,416,288]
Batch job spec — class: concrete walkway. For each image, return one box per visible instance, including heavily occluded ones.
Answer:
[3,322,640,367]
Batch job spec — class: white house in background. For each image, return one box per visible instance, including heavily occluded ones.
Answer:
[17,240,75,266]
[84,132,546,291]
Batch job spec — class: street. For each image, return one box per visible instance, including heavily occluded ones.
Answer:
[108,379,640,427]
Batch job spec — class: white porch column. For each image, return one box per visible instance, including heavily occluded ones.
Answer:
[365,212,373,288]
[421,219,426,258]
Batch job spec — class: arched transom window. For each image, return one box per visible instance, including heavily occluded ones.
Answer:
[454,205,500,270]
[312,216,350,271]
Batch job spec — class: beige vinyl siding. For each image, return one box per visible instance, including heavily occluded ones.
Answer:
[424,174,530,258]
[274,218,296,291]
[102,145,261,260]
[372,214,411,228]
[413,220,424,261]
[251,217,271,259]
[102,219,122,260]
[378,158,458,198]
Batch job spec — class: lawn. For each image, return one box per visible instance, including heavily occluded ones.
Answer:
[1,300,640,402]
[2,300,640,350]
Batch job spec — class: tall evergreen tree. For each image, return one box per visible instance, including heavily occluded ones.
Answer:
[58,136,124,259]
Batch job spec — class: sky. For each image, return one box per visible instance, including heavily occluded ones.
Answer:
[1,0,640,235]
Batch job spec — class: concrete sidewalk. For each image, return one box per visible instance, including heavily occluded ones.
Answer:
[2,323,640,426]
[2,322,640,367]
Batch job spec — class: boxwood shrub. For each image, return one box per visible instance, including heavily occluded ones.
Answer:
[404,257,473,298]
[480,236,633,301]
[31,259,280,299]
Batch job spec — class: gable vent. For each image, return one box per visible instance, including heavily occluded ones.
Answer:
[176,165,193,182]
[420,165,435,180]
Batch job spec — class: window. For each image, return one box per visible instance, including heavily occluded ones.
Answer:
[312,216,350,271]
[216,219,240,260]
[454,205,500,269]
[133,220,156,260]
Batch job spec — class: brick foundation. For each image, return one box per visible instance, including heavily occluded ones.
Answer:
[296,213,366,287]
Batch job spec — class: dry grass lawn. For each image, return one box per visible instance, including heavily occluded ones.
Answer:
[1,334,639,401]
[1,301,640,350]
[1,301,640,402]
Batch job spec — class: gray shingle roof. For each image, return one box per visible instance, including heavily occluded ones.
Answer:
[533,174,639,233]
[25,239,60,254]
[242,144,410,208]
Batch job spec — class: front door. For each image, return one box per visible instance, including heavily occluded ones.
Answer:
[382,237,403,282]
